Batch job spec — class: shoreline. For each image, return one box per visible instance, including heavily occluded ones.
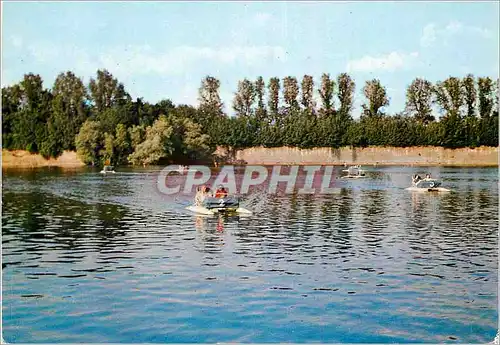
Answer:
[2,150,86,169]
[2,146,499,169]
[216,146,499,168]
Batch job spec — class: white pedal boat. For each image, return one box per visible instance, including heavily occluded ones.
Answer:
[340,165,366,179]
[405,178,451,193]
[186,196,252,215]
[100,165,116,174]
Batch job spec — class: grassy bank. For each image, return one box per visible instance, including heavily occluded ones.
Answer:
[2,150,85,169]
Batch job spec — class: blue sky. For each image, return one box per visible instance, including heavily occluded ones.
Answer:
[2,1,499,117]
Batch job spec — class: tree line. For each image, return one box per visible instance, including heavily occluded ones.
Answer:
[2,70,498,166]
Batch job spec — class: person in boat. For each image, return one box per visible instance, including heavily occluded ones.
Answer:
[412,174,422,184]
[425,173,431,179]
[195,185,212,206]
[204,187,212,202]
[214,185,228,198]
[194,186,204,206]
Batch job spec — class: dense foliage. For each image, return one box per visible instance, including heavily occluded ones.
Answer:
[2,70,498,165]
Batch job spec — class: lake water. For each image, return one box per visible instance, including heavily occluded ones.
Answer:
[2,166,498,343]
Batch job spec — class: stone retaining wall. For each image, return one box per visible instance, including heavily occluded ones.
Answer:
[215,146,498,166]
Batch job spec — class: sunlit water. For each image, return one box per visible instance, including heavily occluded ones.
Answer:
[2,166,498,343]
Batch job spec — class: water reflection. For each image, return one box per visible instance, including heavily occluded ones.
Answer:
[360,189,388,250]
[194,214,226,234]
[2,189,132,258]
[1,166,498,343]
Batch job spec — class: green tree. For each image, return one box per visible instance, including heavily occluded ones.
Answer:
[21,73,44,110]
[462,74,477,118]
[283,110,318,148]
[166,116,212,161]
[129,125,146,147]
[255,76,267,121]
[435,77,463,118]
[405,78,435,124]
[267,77,280,122]
[495,78,500,117]
[95,106,132,134]
[318,73,335,116]
[233,78,256,117]
[477,77,495,118]
[180,118,211,160]
[318,112,349,148]
[154,99,176,117]
[300,75,315,113]
[128,115,174,166]
[337,73,355,118]
[12,74,51,152]
[114,124,130,164]
[439,114,466,148]
[39,117,63,159]
[198,76,224,116]
[197,76,225,148]
[2,84,23,148]
[51,71,89,150]
[478,113,498,146]
[101,133,115,162]
[89,69,130,113]
[283,76,299,111]
[346,120,367,147]
[75,120,103,165]
[362,79,389,117]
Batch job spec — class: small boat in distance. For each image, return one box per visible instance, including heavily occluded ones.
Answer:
[100,165,116,174]
[341,165,366,179]
[406,174,450,192]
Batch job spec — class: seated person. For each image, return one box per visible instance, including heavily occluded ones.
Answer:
[214,185,228,198]
[425,173,431,179]
[195,185,212,205]
[412,174,422,184]
[204,186,212,197]
[194,186,204,206]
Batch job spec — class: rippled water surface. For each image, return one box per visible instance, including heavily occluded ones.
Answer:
[2,166,498,343]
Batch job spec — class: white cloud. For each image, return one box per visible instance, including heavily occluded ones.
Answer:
[346,51,419,73]
[22,42,95,79]
[172,83,236,113]
[229,12,277,42]
[11,40,287,107]
[21,41,285,80]
[2,69,13,87]
[175,83,200,106]
[219,90,235,114]
[253,12,273,27]
[445,21,462,34]
[97,45,286,77]
[27,43,59,63]
[492,63,500,77]
[420,24,437,47]
[10,35,24,48]
[420,21,491,47]
[445,20,491,38]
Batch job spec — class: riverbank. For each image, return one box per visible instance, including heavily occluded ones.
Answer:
[216,146,499,167]
[2,150,85,169]
[3,146,498,168]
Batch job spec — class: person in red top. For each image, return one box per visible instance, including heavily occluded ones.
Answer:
[214,185,228,198]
